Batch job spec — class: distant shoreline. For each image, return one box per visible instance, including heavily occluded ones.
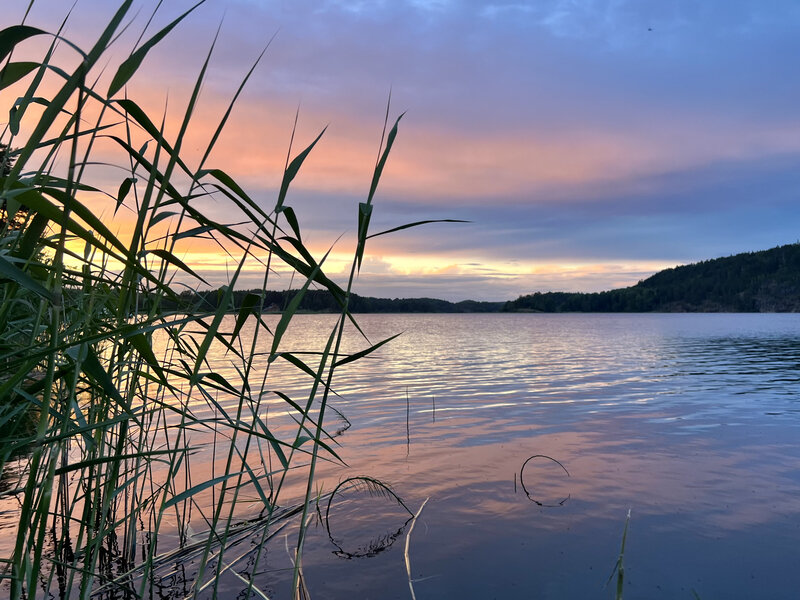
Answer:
[153,244,800,314]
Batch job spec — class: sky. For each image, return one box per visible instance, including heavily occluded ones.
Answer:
[5,0,800,300]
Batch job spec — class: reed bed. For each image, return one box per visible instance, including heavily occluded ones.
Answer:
[0,3,429,597]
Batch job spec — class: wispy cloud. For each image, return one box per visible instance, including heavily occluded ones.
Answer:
[7,0,800,299]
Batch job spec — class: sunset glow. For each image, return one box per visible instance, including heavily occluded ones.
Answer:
[5,0,800,300]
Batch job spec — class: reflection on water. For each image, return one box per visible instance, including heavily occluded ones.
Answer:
[324,476,413,559]
[5,313,800,598]
[286,313,800,600]
[519,454,571,507]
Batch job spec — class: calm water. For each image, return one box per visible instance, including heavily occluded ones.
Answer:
[268,313,800,599]
[6,313,800,598]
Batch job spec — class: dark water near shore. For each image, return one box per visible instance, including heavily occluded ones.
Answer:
[5,312,800,598]
[260,313,800,599]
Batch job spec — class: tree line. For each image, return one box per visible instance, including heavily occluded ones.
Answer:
[137,243,800,314]
[151,287,505,314]
[503,244,800,312]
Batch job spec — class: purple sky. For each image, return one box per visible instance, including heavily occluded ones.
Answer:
[6,0,800,300]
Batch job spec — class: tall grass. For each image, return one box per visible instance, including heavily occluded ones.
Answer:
[0,3,428,597]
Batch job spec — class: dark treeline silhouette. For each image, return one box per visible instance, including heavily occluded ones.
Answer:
[504,243,800,312]
[154,288,505,314]
[144,244,800,314]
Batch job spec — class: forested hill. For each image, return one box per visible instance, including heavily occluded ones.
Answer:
[504,244,800,312]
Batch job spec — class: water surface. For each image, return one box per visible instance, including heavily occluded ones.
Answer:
[6,313,800,599]
[259,313,800,599]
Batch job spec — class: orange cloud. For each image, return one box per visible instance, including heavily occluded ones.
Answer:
[126,87,800,207]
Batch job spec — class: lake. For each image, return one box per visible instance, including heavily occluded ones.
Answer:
[238,312,800,599]
[5,312,800,598]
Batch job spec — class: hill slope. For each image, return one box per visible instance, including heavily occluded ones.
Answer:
[504,244,800,312]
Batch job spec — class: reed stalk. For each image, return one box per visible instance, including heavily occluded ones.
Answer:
[0,3,440,597]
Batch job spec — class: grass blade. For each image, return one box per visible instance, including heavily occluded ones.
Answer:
[0,25,46,63]
[107,1,205,97]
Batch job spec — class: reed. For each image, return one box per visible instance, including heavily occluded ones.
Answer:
[606,509,631,600]
[0,3,432,597]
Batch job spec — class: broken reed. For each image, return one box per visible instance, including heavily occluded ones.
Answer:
[0,3,425,598]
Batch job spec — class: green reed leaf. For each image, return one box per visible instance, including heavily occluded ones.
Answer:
[162,471,245,510]
[367,112,403,205]
[0,61,39,90]
[108,1,205,97]
[81,346,137,422]
[273,352,320,380]
[54,450,178,475]
[201,372,241,396]
[231,292,261,340]
[275,127,327,213]
[115,99,193,177]
[281,205,302,240]
[148,248,209,285]
[0,255,54,302]
[128,333,167,385]
[0,25,46,64]
[116,176,135,212]
[367,218,469,239]
[174,224,213,240]
[269,249,330,358]
[333,333,402,368]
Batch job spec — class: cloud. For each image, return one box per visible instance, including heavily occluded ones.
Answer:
[8,0,800,300]
[348,261,668,301]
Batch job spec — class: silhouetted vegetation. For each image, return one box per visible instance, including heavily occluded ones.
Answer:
[0,143,27,230]
[161,244,800,315]
[504,244,800,312]
[0,6,423,597]
[155,288,505,313]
